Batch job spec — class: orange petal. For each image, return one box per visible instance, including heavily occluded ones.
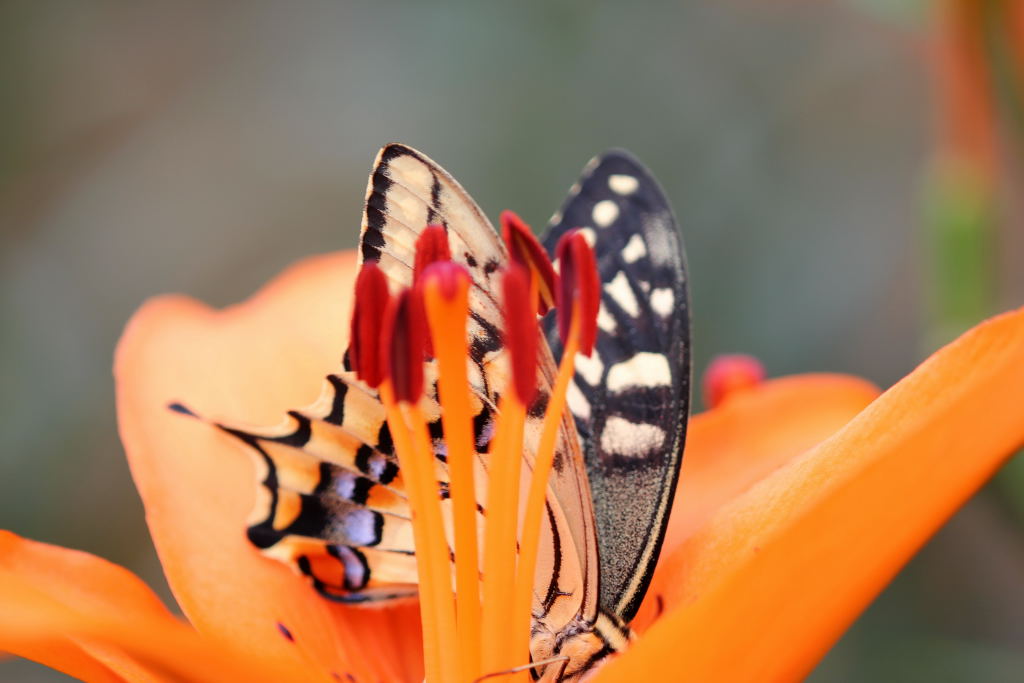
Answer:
[0,531,281,682]
[115,251,421,682]
[633,373,879,631]
[600,307,1024,682]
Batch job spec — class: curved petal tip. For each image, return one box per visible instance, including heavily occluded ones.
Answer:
[605,307,1024,682]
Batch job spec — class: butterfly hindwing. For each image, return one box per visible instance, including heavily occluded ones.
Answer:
[541,150,691,622]
[177,373,421,603]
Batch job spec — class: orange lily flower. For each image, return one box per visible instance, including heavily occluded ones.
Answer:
[3,249,1024,682]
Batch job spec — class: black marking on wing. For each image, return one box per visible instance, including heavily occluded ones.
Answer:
[538,502,567,615]
[427,171,443,225]
[542,150,690,623]
[376,422,394,457]
[273,411,311,448]
[468,310,503,365]
[243,440,281,550]
[362,145,412,262]
[324,375,349,425]
[361,222,386,263]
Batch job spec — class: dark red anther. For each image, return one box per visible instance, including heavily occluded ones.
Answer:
[500,210,557,315]
[349,261,391,387]
[382,288,426,403]
[413,225,452,356]
[502,263,538,405]
[413,224,452,283]
[555,230,599,356]
[703,354,765,409]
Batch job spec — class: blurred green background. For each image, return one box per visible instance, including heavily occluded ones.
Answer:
[2,1,1023,681]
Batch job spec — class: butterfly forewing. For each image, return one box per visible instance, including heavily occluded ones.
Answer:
[541,151,690,622]
[357,144,601,624]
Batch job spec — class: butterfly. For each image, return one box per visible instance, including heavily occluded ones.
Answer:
[203,143,690,680]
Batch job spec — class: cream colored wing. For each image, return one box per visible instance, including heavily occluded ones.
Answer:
[357,143,600,626]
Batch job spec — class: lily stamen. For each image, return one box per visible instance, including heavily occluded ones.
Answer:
[479,261,539,680]
[377,288,457,683]
[368,222,598,683]
[414,225,454,282]
[501,211,558,315]
[349,261,390,388]
[421,261,483,680]
[513,230,599,666]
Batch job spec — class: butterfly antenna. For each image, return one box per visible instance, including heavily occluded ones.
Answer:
[471,655,570,683]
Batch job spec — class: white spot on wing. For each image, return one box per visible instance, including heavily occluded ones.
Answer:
[607,352,672,392]
[597,303,616,333]
[600,417,666,458]
[609,174,639,195]
[651,288,675,317]
[578,227,597,247]
[334,472,357,500]
[335,546,367,589]
[574,352,604,386]
[366,454,387,480]
[604,271,639,317]
[550,210,563,225]
[593,200,619,227]
[566,381,591,421]
[644,213,676,267]
[622,234,647,263]
[343,509,379,546]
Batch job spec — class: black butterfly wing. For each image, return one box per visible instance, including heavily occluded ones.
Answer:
[541,151,691,623]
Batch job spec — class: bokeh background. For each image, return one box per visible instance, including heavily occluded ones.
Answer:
[3,1,1023,680]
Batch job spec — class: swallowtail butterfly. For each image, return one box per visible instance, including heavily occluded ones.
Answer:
[207,144,690,679]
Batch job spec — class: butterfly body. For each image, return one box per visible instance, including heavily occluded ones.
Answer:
[204,144,689,680]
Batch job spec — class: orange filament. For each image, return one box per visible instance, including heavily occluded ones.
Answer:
[422,268,483,681]
[480,272,541,680]
[407,403,461,683]
[380,381,458,683]
[480,390,528,678]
